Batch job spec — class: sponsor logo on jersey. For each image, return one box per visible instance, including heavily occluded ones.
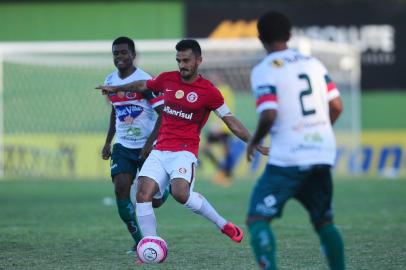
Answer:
[115,105,144,122]
[291,143,323,153]
[271,59,284,68]
[163,105,193,120]
[175,90,185,99]
[304,132,324,143]
[127,127,141,136]
[186,92,198,103]
[178,167,187,174]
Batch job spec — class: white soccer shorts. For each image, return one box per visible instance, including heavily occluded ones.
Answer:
[138,150,197,198]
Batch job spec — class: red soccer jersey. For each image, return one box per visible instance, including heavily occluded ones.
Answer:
[146,71,224,157]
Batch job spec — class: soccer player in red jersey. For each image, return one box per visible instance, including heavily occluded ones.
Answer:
[97,39,267,244]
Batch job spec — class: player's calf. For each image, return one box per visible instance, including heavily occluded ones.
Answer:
[315,222,345,270]
[247,217,277,270]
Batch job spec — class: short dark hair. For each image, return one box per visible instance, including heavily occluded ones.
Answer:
[112,36,136,55]
[257,11,291,44]
[175,39,201,57]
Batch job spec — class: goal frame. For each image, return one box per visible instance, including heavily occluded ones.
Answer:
[0,37,361,178]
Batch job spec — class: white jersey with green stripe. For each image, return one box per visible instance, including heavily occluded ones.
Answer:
[250,49,340,166]
[104,68,163,149]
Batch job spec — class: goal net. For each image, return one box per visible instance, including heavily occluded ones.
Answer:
[0,38,360,179]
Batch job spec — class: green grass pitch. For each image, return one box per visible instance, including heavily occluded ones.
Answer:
[1,177,405,269]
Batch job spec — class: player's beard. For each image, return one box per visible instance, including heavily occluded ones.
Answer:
[180,64,198,81]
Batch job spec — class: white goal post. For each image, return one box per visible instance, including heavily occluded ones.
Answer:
[0,38,360,179]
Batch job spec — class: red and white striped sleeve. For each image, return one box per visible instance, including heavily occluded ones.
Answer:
[324,74,340,101]
[251,67,278,114]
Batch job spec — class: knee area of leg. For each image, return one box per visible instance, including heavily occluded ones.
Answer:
[114,184,127,195]
[136,190,153,203]
[246,217,272,235]
[173,192,189,204]
[246,216,271,226]
[313,220,333,232]
[170,188,189,204]
[114,176,131,192]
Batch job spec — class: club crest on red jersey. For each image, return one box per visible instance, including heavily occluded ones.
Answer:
[186,92,198,103]
[175,90,184,99]
[126,92,137,99]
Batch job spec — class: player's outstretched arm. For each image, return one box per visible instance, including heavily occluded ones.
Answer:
[96,80,148,94]
[222,115,250,142]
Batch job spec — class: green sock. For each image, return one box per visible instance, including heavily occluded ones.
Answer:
[317,223,345,270]
[116,199,142,244]
[248,220,277,270]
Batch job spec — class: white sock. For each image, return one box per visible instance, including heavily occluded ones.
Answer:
[136,202,157,236]
[184,192,227,229]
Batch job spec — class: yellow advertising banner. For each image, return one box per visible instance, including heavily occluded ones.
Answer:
[1,131,405,180]
[335,131,406,178]
[3,134,109,180]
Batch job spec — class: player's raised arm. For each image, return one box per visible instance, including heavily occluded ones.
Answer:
[96,80,148,94]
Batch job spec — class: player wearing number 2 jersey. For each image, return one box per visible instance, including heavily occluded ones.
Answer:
[246,12,345,270]
[97,39,268,248]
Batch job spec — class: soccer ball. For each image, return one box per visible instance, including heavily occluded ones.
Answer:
[136,236,168,264]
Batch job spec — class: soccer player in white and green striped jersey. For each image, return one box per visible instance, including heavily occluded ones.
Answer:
[246,12,345,270]
[100,37,168,253]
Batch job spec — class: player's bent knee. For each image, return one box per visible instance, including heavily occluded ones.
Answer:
[172,192,189,204]
[313,219,333,231]
[246,215,272,226]
[136,189,154,203]
[171,185,189,204]
[170,179,190,204]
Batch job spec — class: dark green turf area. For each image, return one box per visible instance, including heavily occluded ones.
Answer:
[1,177,405,269]
[361,91,406,130]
